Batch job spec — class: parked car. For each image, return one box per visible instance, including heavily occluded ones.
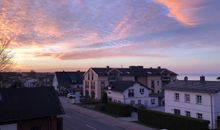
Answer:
[67,92,75,98]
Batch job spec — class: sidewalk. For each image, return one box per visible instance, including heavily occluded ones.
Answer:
[61,97,156,130]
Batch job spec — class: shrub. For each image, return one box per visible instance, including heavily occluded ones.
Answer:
[138,109,210,130]
[95,103,133,117]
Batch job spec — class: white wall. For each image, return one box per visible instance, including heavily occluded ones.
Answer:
[165,90,213,129]
[52,74,58,91]
[0,124,17,130]
[107,83,158,107]
[107,91,124,103]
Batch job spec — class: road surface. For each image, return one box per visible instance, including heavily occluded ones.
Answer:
[60,97,155,130]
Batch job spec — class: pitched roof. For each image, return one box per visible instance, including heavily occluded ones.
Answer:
[164,80,220,93]
[0,87,64,123]
[109,81,150,92]
[109,81,136,92]
[55,71,84,86]
[91,66,177,77]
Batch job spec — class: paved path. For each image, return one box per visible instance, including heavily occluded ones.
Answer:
[60,97,156,130]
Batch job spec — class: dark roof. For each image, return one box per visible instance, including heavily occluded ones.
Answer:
[149,93,164,98]
[91,66,177,77]
[164,80,220,93]
[55,71,84,86]
[109,81,150,92]
[0,87,64,123]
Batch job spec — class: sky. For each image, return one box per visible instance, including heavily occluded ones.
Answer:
[0,0,220,74]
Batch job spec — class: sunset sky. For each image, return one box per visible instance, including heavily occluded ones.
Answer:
[0,0,220,74]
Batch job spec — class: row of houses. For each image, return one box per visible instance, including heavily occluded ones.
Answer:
[52,67,220,129]
[0,72,54,88]
[53,66,177,106]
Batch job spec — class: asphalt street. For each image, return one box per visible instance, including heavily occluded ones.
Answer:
[60,97,155,130]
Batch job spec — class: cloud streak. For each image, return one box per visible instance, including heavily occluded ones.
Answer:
[0,0,219,73]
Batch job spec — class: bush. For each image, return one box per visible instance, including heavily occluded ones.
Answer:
[138,109,210,130]
[95,103,133,117]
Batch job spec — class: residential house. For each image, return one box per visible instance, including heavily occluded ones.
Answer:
[53,71,84,94]
[164,76,220,129]
[83,66,177,100]
[106,81,158,107]
[0,87,64,130]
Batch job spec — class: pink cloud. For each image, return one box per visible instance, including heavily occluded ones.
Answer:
[154,0,205,26]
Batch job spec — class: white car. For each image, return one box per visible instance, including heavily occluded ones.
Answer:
[67,93,75,98]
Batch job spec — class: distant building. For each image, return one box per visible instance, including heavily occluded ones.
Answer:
[164,76,220,129]
[107,81,158,108]
[53,71,84,91]
[0,87,64,130]
[24,79,38,87]
[0,72,22,88]
[83,66,177,100]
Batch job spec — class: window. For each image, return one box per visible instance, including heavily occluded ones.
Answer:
[151,99,155,105]
[157,81,160,86]
[85,81,89,88]
[128,89,134,97]
[197,113,203,119]
[184,94,190,103]
[88,73,90,80]
[151,80,155,88]
[91,82,95,89]
[196,95,202,104]
[175,93,179,101]
[130,100,135,105]
[185,111,191,117]
[174,109,180,115]
[140,88,144,94]
[91,73,94,80]
[138,100,141,104]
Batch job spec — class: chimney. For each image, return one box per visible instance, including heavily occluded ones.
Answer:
[200,76,205,82]
[158,66,161,69]
[184,76,188,81]
[106,66,110,69]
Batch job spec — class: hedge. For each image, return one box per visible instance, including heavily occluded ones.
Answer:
[138,109,210,130]
[95,103,133,117]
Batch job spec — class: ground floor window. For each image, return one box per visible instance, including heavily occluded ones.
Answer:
[130,100,135,105]
[151,99,155,105]
[185,111,191,117]
[174,109,181,115]
[197,113,203,119]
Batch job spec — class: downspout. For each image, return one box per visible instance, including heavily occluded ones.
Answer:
[210,94,214,129]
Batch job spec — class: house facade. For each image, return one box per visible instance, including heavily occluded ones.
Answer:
[83,66,177,100]
[106,81,158,107]
[0,87,64,130]
[164,76,220,129]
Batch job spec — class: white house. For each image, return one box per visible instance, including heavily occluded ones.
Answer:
[164,76,220,129]
[106,81,158,108]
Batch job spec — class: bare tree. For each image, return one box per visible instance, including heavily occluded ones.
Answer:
[0,34,13,72]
